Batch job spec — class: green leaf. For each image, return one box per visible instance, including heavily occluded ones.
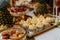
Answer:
[36,3,48,15]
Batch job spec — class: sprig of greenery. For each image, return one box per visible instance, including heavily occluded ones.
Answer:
[36,3,48,15]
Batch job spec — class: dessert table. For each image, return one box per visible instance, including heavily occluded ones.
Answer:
[26,11,60,40]
[35,28,60,40]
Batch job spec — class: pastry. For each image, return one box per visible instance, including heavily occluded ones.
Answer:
[28,2,40,8]
[1,25,25,40]
[19,15,54,30]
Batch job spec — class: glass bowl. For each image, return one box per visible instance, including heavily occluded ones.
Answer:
[8,7,29,17]
[1,25,26,40]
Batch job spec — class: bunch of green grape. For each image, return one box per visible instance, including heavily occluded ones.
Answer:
[0,11,14,26]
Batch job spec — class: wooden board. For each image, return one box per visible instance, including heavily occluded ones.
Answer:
[28,25,57,38]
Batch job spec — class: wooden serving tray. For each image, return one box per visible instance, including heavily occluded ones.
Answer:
[28,25,57,38]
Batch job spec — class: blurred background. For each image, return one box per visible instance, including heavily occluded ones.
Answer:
[0,0,60,15]
[0,0,53,12]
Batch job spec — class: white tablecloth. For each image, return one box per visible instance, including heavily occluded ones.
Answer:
[35,28,60,40]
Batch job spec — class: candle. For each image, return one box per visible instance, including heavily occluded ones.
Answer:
[53,0,55,18]
[59,12,60,17]
[56,6,58,19]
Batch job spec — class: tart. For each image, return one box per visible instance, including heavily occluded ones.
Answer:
[8,6,29,16]
[27,2,40,8]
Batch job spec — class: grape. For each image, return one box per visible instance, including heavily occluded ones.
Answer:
[0,11,14,26]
